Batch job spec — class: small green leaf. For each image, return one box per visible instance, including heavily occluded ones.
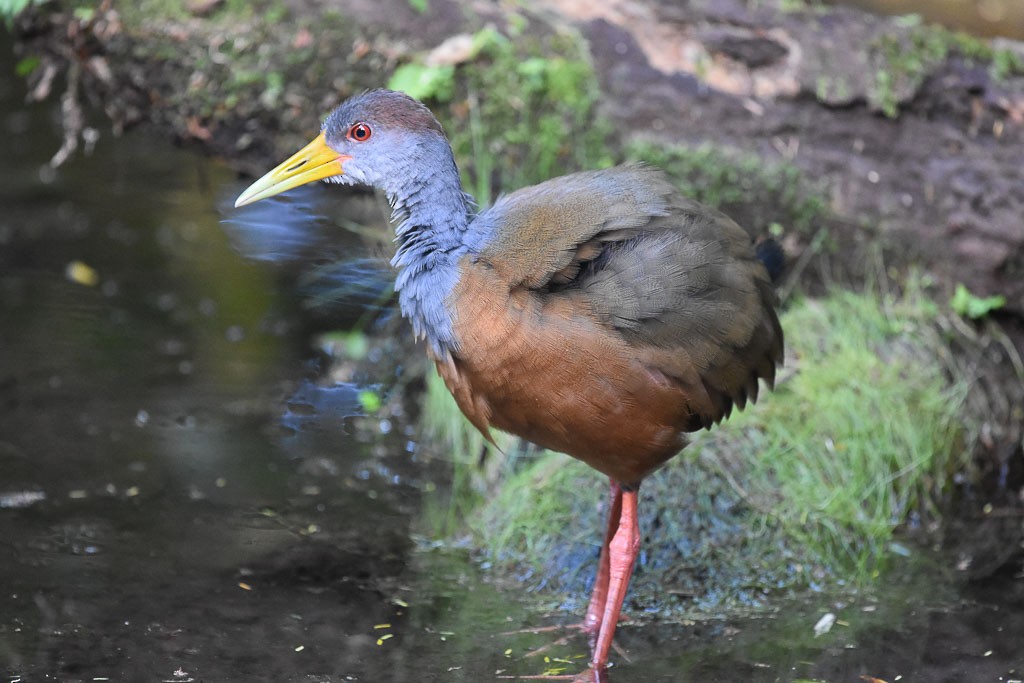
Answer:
[72,6,95,22]
[470,26,506,54]
[386,63,455,102]
[264,2,288,23]
[407,0,427,13]
[950,283,1005,319]
[342,332,369,360]
[358,390,382,413]
[15,55,40,77]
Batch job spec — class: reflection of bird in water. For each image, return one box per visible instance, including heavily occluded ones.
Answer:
[236,89,783,681]
[220,182,398,329]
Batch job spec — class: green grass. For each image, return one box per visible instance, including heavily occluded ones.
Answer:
[733,286,965,575]
[419,285,969,611]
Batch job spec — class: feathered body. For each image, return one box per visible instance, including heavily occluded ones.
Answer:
[234,89,783,678]
[314,92,781,486]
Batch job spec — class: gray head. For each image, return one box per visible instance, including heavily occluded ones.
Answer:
[234,89,462,208]
[233,90,473,359]
[321,90,457,196]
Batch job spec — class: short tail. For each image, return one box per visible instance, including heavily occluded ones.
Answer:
[755,238,786,283]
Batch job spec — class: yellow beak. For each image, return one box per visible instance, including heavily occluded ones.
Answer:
[234,132,351,208]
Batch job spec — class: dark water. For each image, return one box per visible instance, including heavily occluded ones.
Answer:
[2,39,1023,683]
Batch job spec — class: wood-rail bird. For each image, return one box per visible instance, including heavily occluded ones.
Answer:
[235,89,783,681]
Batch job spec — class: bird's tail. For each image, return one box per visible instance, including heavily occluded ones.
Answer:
[755,238,786,283]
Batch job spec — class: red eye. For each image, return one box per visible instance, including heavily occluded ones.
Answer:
[348,122,372,142]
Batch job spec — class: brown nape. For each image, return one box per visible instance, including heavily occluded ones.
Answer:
[346,89,445,134]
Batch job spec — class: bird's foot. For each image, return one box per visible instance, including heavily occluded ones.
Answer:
[500,620,629,663]
[501,613,628,640]
[570,664,608,683]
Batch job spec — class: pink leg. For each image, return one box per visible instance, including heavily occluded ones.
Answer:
[589,487,640,673]
[583,479,622,636]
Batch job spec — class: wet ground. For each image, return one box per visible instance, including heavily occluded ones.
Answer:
[2,38,1023,683]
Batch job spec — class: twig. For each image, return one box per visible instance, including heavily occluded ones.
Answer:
[50,60,83,168]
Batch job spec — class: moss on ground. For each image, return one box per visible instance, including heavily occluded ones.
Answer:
[731,285,965,572]
[626,140,829,240]
[420,284,970,613]
[868,14,1024,117]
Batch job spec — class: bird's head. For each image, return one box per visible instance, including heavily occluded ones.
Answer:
[234,89,451,208]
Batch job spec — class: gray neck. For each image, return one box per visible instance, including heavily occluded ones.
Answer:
[387,156,474,360]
